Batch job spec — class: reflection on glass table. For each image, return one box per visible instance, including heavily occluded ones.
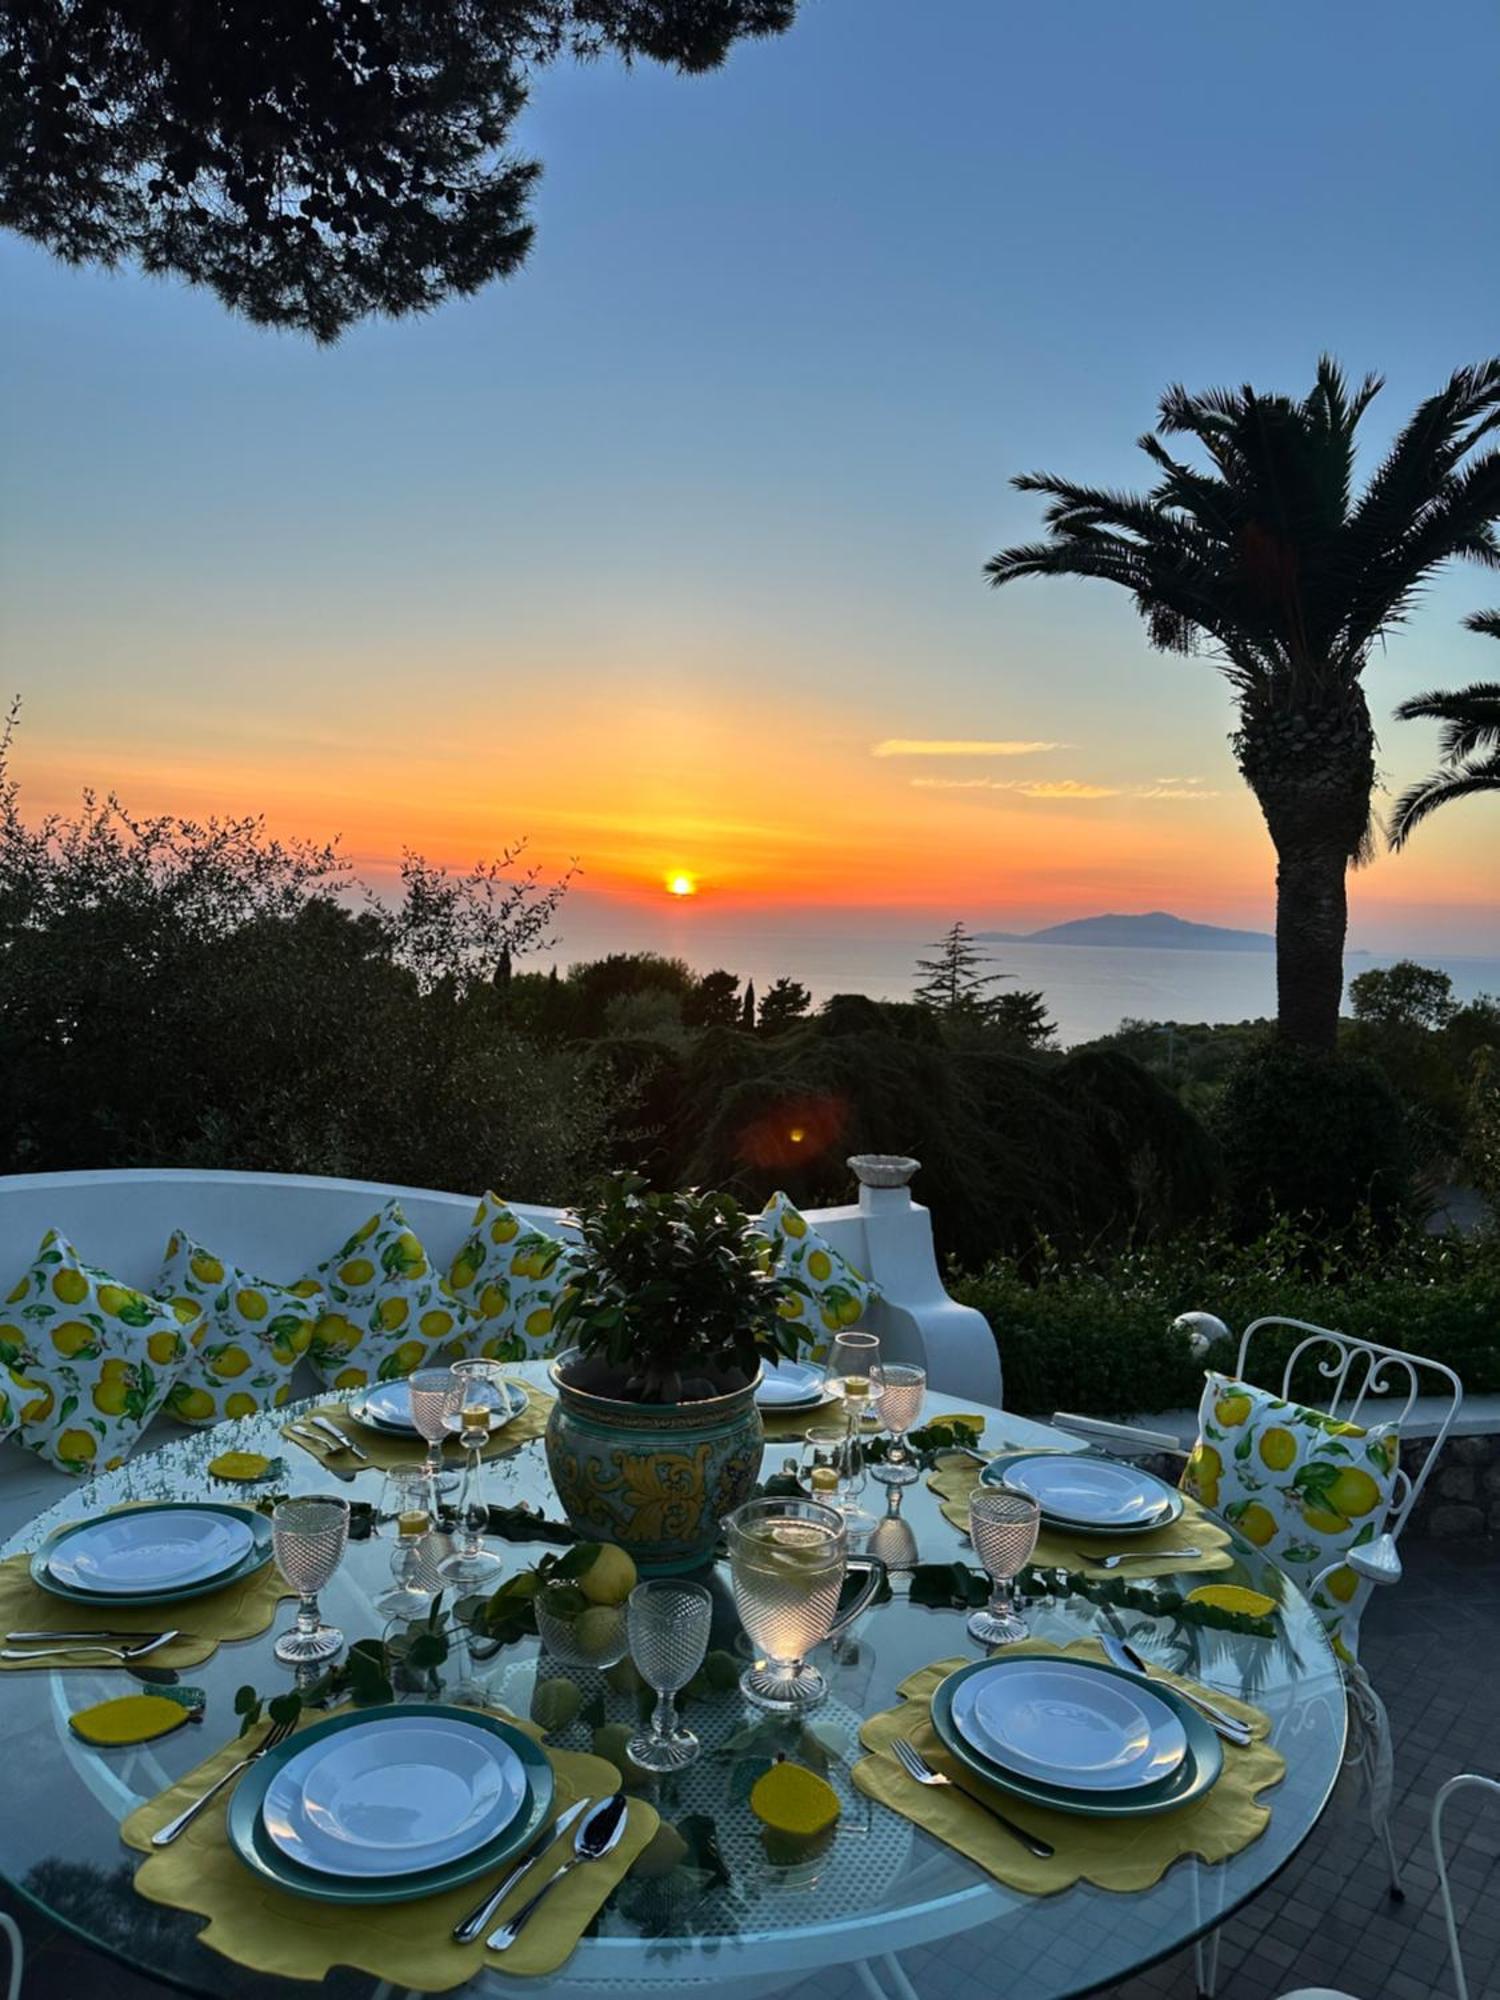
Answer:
[0,1367,1346,2000]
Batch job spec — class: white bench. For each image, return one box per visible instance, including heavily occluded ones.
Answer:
[0,1167,1000,1534]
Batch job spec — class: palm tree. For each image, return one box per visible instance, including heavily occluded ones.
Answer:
[1390,611,1500,845]
[985,358,1500,1049]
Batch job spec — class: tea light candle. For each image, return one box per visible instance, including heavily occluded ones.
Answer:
[841,1373,870,1405]
[398,1508,429,1538]
[461,1401,492,1432]
[808,1465,840,1494]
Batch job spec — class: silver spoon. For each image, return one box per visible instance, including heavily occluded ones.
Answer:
[453,1798,590,1943]
[488,1793,629,1951]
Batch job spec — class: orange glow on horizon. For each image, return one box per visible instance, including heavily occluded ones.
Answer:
[665,872,698,898]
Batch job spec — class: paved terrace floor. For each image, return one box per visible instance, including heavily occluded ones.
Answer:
[1,1538,1495,2000]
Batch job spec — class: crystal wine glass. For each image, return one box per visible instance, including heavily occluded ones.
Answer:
[377,1465,434,1619]
[826,1330,881,1538]
[437,1359,507,1588]
[967,1489,1041,1645]
[408,1366,463,1503]
[272,1495,350,1665]
[869,1360,926,1488]
[626,1579,712,1772]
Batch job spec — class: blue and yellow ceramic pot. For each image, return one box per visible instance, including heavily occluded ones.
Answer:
[544,1350,765,1574]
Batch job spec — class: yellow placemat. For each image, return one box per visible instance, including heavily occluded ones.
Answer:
[0,1537,293,1673]
[283,1386,554,1472]
[927,1453,1234,1577]
[122,1707,658,1987]
[854,1639,1283,1895]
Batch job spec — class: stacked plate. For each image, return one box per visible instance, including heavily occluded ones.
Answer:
[229,1705,556,1903]
[980,1451,1184,1537]
[755,1359,837,1414]
[30,1502,273,1607]
[930,1655,1222,1819]
[349,1376,528,1439]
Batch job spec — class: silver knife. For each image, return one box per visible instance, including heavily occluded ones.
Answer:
[7,1628,170,1643]
[451,1797,590,1944]
[310,1413,368,1462]
[286,1426,358,1480]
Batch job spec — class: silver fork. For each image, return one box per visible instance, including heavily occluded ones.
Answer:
[286,1425,357,1480]
[1072,1547,1203,1571]
[150,1714,298,1846]
[1,1630,181,1663]
[309,1413,369,1462]
[890,1738,1054,1858]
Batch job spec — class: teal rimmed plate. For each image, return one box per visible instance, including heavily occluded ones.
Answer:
[930,1655,1223,1818]
[29,1503,273,1608]
[979,1451,1185,1537]
[227,1703,555,1904]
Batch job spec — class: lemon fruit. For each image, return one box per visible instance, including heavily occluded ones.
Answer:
[451,1255,479,1291]
[1258,1426,1297,1471]
[578,1543,638,1608]
[530,1678,583,1733]
[574,1605,627,1661]
[6,1278,28,1304]
[51,1268,89,1306]
[1185,1583,1277,1618]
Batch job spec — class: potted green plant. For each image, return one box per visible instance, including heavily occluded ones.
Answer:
[543,1173,808,1573]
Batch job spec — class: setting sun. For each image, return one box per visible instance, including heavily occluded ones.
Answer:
[666,872,698,898]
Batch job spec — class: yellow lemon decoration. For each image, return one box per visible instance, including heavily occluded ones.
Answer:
[158,1232,322,1429]
[212,1344,251,1379]
[6,1278,27,1304]
[1185,1441,1222,1506]
[418,1308,454,1340]
[209,1447,271,1479]
[92,1378,130,1415]
[51,1268,89,1305]
[1326,1467,1382,1518]
[479,1282,509,1319]
[223,1393,258,1420]
[490,1213,520,1244]
[1258,1427,1297,1471]
[339,1259,375,1287]
[451,1256,478,1291]
[387,1340,425,1375]
[1214,1392,1252,1428]
[1233,1502,1278,1547]
[69,1695,195,1747]
[18,1380,54,1423]
[1185,1584,1277,1618]
[50,1321,97,1358]
[1324,1564,1360,1604]
[190,1251,224,1284]
[524,1306,552,1339]
[780,1210,808,1239]
[376,1296,410,1332]
[806,1249,832,1282]
[1301,1503,1350,1536]
[334,1366,368,1390]
[168,1386,215,1422]
[57,1427,97,1464]
[235,1288,269,1322]
[753,1193,877,1367]
[146,1330,182,1365]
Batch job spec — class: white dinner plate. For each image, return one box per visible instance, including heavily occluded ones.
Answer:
[263,1717,527,1877]
[1000,1455,1178,1531]
[950,1659,1187,1791]
[45,1511,255,1595]
[353,1379,419,1432]
[756,1360,833,1409]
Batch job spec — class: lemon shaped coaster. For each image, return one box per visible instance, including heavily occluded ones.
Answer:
[1186,1584,1277,1619]
[69,1694,198,1746]
[751,1760,841,1864]
[208,1451,276,1482]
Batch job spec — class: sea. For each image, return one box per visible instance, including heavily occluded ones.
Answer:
[547,917,1500,1048]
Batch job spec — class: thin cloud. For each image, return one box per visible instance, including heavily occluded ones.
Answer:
[872,738,1066,758]
[1138,785,1220,800]
[1153,775,1203,785]
[912,777,1220,803]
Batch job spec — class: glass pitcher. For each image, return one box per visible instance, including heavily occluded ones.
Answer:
[723,1495,886,1712]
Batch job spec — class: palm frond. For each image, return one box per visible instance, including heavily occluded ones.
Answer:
[1389,754,1500,847]
[1467,609,1500,641]
[1393,682,1500,763]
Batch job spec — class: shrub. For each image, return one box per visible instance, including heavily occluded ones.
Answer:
[954,1215,1500,1415]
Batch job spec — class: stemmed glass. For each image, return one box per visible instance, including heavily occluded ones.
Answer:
[870,1361,925,1489]
[272,1496,350,1665]
[626,1580,712,1772]
[409,1367,463,1503]
[826,1330,881,1538]
[437,1359,507,1588]
[967,1490,1041,1646]
[377,1465,434,1619]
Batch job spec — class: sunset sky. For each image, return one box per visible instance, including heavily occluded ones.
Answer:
[2,0,1498,967]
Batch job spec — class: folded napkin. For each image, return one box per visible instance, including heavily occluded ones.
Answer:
[123,1706,658,1987]
[0,1535,292,1673]
[760,1395,851,1443]
[926,1453,1234,1578]
[854,1639,1283,1895]
[283,1386,554,1472]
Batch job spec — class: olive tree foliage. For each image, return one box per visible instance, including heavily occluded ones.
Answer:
[0,713,612,1194]
[0,0,800,339]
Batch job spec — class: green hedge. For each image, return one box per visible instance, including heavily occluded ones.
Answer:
[953,1219,1500,1417]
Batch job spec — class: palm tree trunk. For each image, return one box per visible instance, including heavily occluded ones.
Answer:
[1237,688,1376,1053]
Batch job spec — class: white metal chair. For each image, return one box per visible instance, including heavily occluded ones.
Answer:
[1279,1773,1500,2000]
[0,1910,20,2000]
[1054,1315,1465,1916]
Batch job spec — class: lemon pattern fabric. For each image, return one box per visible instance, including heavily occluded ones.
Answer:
[0,1228,198,1475]
[446,1192,578,1362]
[1182,1371,1398,1655]
[306,1202,475,1391]
[158,1232,322,1427]
[752,1193,877,1362]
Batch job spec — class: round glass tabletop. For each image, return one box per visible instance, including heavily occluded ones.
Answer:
[0,1371,1346,2000]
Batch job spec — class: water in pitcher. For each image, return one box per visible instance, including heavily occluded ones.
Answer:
[730,1514,845,1665]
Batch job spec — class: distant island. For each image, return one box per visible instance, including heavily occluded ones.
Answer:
[976,911,1275,953]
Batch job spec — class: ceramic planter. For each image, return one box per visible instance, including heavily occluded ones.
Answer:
[544,1350,764,1574]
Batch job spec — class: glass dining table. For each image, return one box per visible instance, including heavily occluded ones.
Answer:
[0,1368,1346,2000]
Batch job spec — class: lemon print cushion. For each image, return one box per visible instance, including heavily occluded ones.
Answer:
[1183,1371,1398,1656]
[0,1228,199,1476]
[306,1201,475,1391]
[157,1232,322,1427]
[752,1193,878,1363]
[447,1192,578,1362]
